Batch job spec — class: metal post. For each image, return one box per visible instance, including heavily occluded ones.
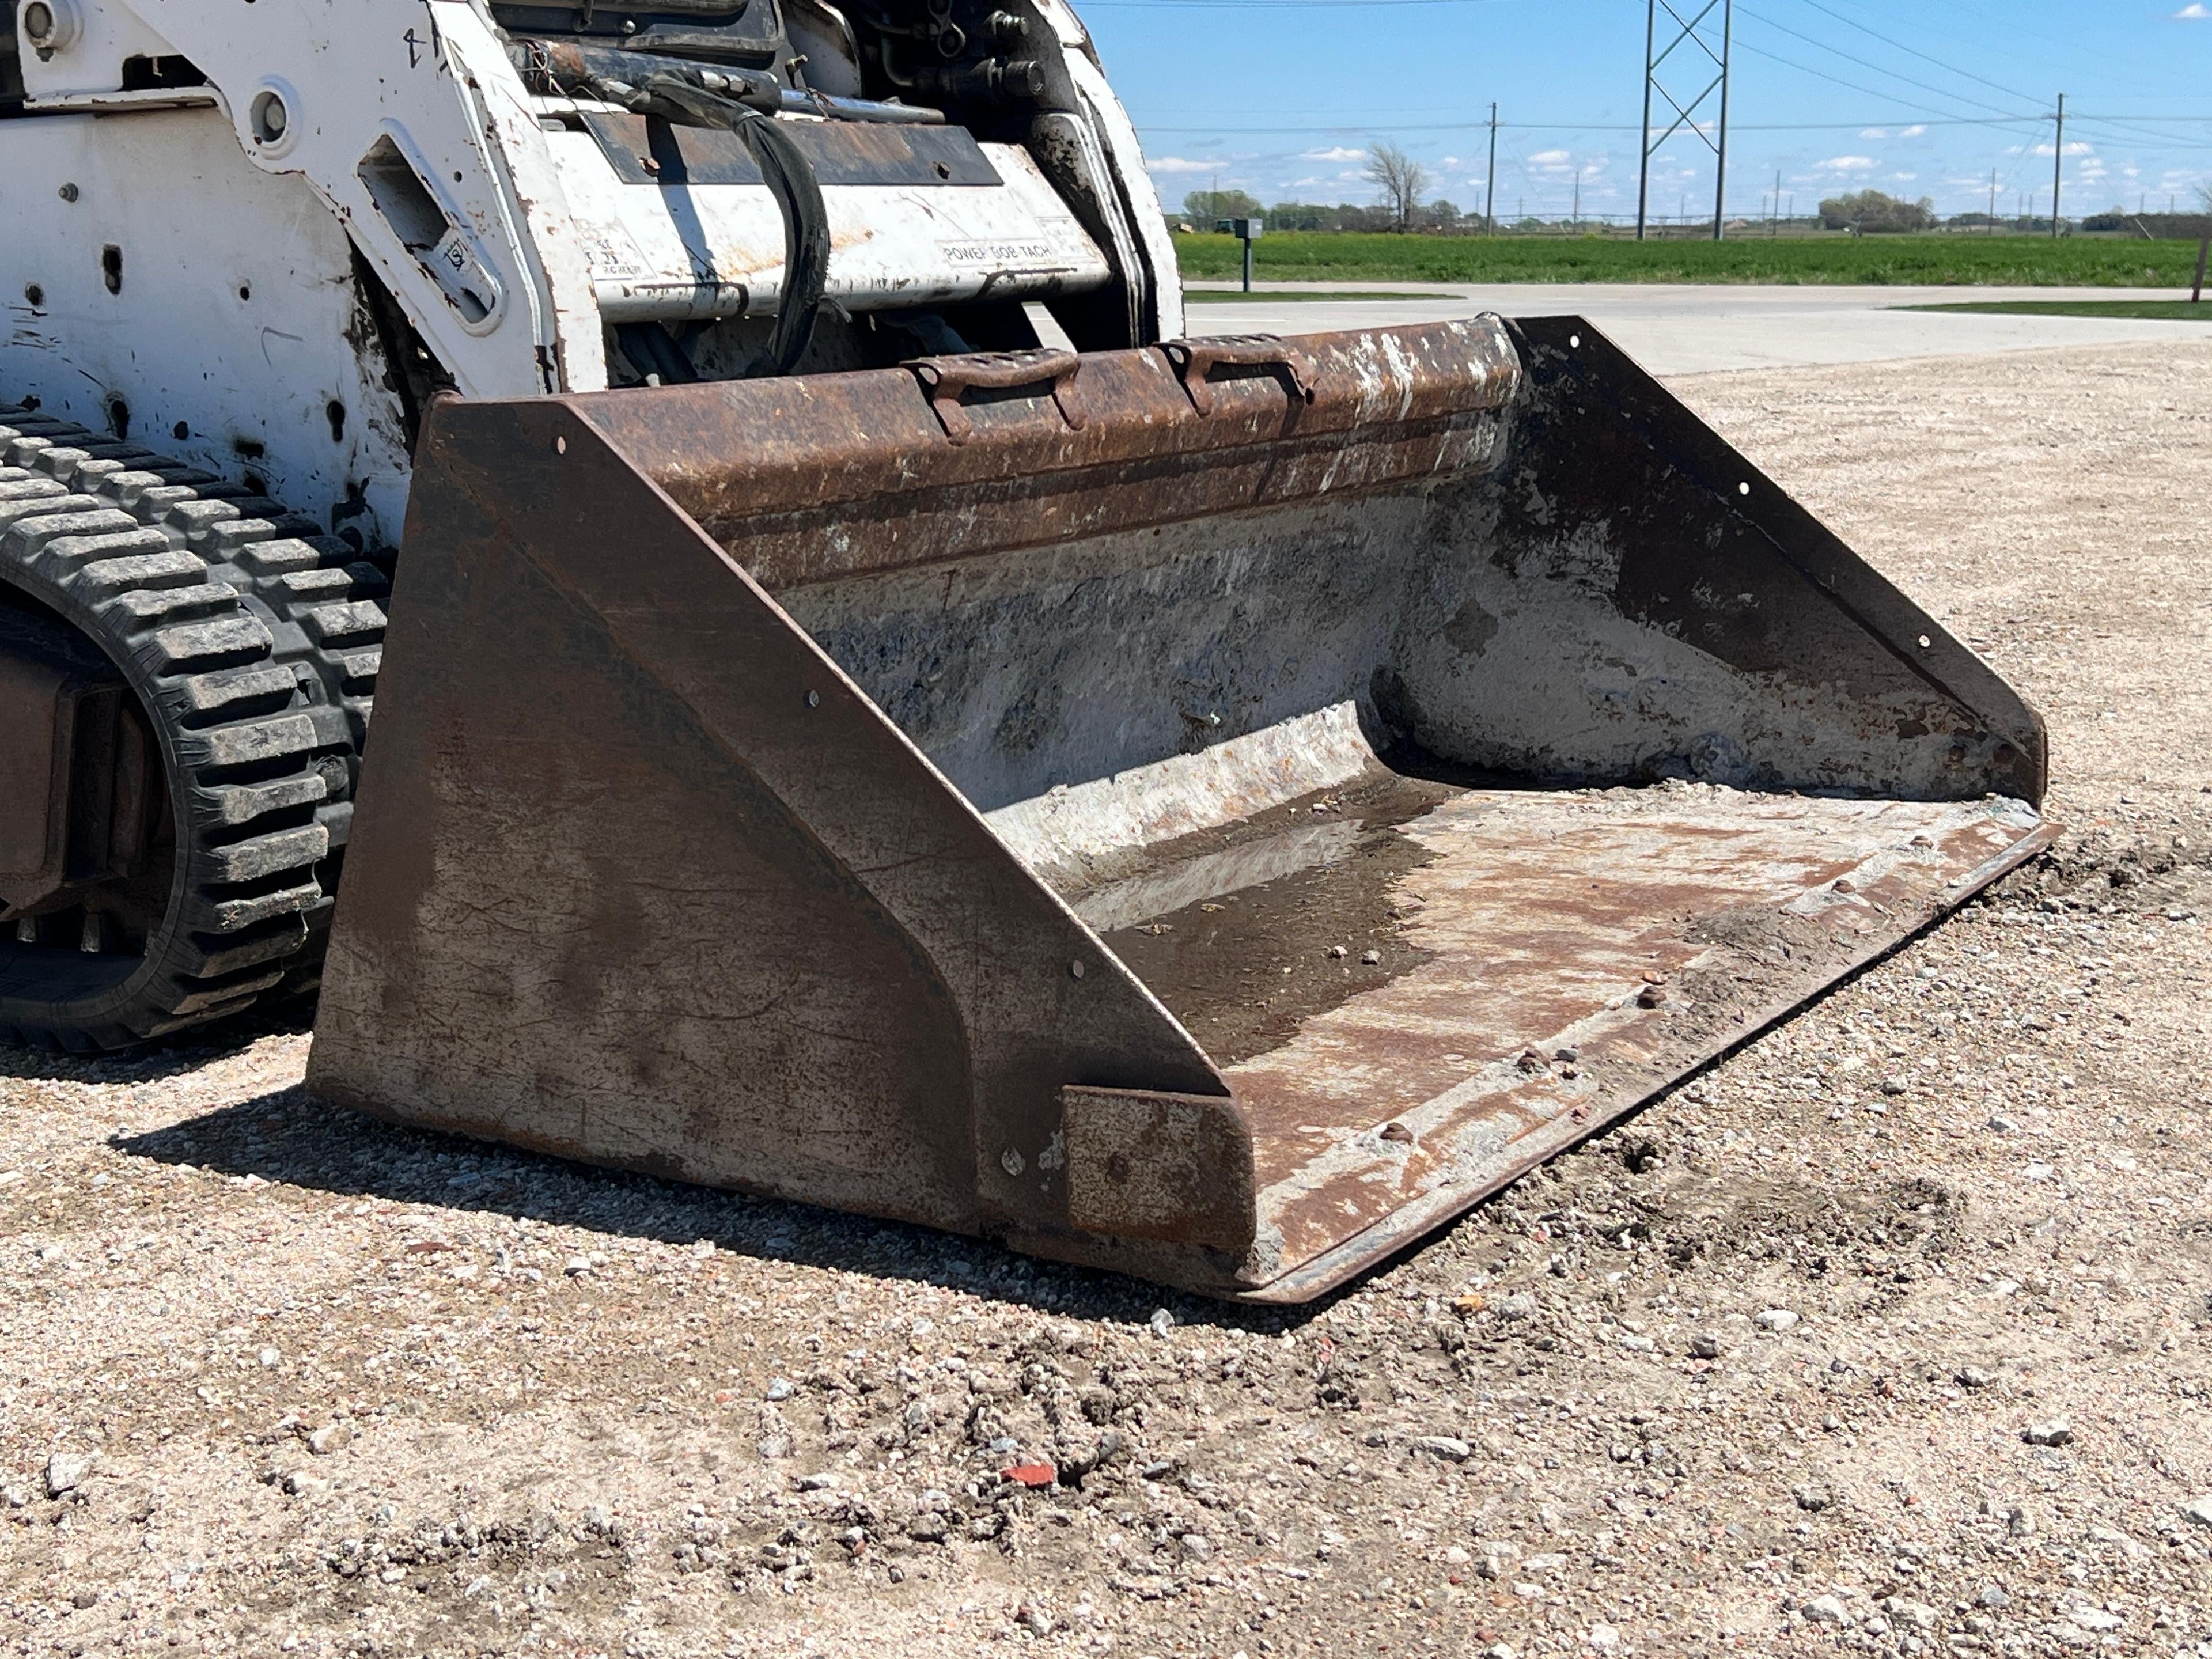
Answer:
[1486,101,1499,236]
[2051,93,2064,240]
[1636,0,1654,240]
[1712,0,1732,241]
[1988,168,1997,237]
[1242,234,1253,293]
[2194,230,2209,304]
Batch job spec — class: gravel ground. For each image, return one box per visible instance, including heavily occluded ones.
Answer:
[5,340,2211,1659]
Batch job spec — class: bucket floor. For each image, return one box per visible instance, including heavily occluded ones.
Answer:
[1078,776,2050,1300]
[1082,767,1465,1066]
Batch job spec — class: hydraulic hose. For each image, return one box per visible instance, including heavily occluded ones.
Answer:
[531,42,832,376]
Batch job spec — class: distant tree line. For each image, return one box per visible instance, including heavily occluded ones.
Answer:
[1180,191,1463,234]
[1171,183,2212,238]
[2080,210,2212,238]
[1816,190,1937,234]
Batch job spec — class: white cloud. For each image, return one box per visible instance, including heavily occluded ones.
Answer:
[1892,172,1918,182]
[1819,155,1878,171]
[1859,127,1888,139]
[1147,157,1222,175]
[1301,146,1366,162]
[1899,124,1927,138]
[1528,148,1571,166]
[2177,3,2210,17]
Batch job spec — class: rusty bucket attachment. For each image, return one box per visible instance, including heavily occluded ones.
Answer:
[306,317,2048,1301]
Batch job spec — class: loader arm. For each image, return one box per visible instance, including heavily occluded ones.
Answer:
[17,0,594,398]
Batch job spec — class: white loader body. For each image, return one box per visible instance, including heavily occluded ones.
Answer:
[2,0,1176,548]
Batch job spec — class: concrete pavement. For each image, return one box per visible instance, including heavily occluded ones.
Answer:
[1179,282,2210,375]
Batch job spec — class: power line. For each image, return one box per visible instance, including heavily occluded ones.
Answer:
[1084,0,1482,7]
[1725,36,2006,124]
[1734,5,2041,122]
[1134,115,2050,135]
[1134,111,2187,131]
[1805,0,2194,96]
[1785,0,2040,107]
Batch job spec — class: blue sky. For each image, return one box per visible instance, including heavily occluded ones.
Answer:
[1080,0,2212,224]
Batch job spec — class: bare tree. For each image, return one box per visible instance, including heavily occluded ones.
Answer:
[1365,140,1427,233]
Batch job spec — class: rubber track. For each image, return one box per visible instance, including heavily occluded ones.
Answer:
[0,406,388,1049]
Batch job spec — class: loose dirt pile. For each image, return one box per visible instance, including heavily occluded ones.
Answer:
[3,340,2210,1659]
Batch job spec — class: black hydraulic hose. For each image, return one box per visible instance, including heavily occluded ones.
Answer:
[730,111,831,375]
[532,42,832,376]
[613,320,700,384]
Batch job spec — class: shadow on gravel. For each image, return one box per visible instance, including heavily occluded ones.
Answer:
[0,1004,315,1084]
[108,1086,1321,1338]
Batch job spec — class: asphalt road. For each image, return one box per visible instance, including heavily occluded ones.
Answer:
[1181,282,2212,374]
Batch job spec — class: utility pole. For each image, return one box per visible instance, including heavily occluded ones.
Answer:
[2050,93,2065,239]
[1773,168,1782,237]
[1572,167,1581,232]
[1988,168,1997,236]
[1486,102,1499,236]
[1637,0,1732,244]
[1712,0,1733,240]
[1636,1,1655,240]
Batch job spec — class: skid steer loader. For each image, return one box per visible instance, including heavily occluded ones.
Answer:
[1,0,2047,1300]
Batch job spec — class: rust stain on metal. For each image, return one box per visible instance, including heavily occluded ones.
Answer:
[569,319,1521,588]
[1214,788,2047,1293]
[312,315,2051,1306]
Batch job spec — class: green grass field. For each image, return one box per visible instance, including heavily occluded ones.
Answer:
[1900,298,2212,320]
[1173,233,2206,287]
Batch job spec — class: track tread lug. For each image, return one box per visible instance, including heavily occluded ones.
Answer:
[206,878,324,933]
[98,581,241,626]
[198,774,328,828]
[183,710,319,770]
[145,614,274,672]
[174,664,296,718]
[300,600,388,646]
[0,501,119,544]
[197,823,329,885]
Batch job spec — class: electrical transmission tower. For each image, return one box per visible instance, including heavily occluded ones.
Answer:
[1637,0,1734,242]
